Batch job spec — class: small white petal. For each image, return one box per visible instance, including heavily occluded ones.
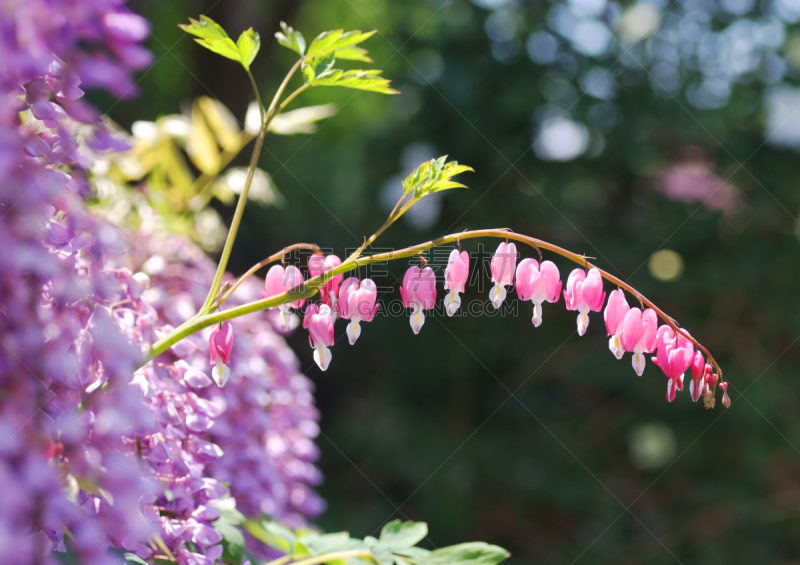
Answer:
[211,361,230,387]
[445,291,461,317]
[490,282,507,309]
[313,345,331,371]
[632,352,645,376]
[410,306,425,334]
[608,335,624,360]
[577,310,589,336]
[532,302,543,327]
[346,320,361,345]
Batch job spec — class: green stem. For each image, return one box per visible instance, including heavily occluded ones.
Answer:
[199,59,304,314]
[213,243,323,309]
[285,551,373,565]
[143,229,722,380]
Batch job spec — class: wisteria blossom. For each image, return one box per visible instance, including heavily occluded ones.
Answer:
[444,250,469,317]
[338,277,379,344]
[564,268,606,336]
[515,258,561,327]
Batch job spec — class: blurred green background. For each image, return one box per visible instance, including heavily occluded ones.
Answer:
[119,0,800,562]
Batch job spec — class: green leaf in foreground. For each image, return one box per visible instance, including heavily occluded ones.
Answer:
[311,69,398,94]
[379,520,428,549]
[237,28,261,70]
[243,519,297,554]
[402,156,474,196]
[275,21,306,55]
[179,16,240,63]
[415,542,510,565]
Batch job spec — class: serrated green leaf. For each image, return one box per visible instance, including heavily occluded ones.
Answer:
[180,16,240,62]
[237,28,261,70]
[402,157,474,196]
[306,29,377,60]
[311,69,398,94]
[414,543,510,565]
[334,45,374,63]
[303,53,336,83]
[275,21,306,55]
[379,520,428,549]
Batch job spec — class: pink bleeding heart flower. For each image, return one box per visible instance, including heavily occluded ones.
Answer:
[720,381,731,408]
[604,289,630,358]
[264,264,305,331]
[620,307,658,376]
[308,254,343,308]
[563,268,606,336]
[515,258,561,327]
[653,326,695,402]
[444,250,469,317]
[208,321,233,387]
[303,303,335,370]
[489,242,517,309]
[338,278,379,345]
[689,352,709,402]
[400,266,437,334]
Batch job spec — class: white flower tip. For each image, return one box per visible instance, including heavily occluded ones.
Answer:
[577,311,589,336]
[532,303,542,327]
[313,346,331,371]
[445,291,461,317]
[410,309,425,334]
[211,362,230,387]
[632,352,645,377]
[346,320,361,345]
[609,335,624,360]
[490,283,506,309]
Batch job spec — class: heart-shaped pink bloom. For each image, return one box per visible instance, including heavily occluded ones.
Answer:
[603,289,629,358]
[400,266,437,334]
[515,258,561,327]
[338,278,379,344]
[444,250,469,316]
[208,321,233,387]
[264,264,305,330]
[653,326,695,400]
[489,242,517,308]
[308,254,343,306]
[563,268,606,336]
[620,307,658,375]
[303,303,335,370]
[208,321,233,365]
[689,351,709,402]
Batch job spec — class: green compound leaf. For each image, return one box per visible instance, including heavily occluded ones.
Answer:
[303,53,336,83]
[379,520,428,549]
[310,69,398,94]
[414,543,510,565]
[275,21,306,55]
[402,156,474,196]
[334,45,373,63]
[179,16,240,63]
[306,29,377,60]
[236,28,261,70]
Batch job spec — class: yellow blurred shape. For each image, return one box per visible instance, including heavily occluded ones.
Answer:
[649,249,683,282]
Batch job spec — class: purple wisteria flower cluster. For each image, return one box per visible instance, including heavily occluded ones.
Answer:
[0,2,323,563]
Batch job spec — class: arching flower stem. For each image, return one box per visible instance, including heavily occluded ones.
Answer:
[145,229,722,380]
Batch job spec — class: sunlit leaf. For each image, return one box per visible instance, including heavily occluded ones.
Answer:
[303,53,336,83]
[311,69,398,94]
[275,21,306,55]
[187,100,221,175]
[179,16,240,62]
[402,156,474,196]
[334,45,374,63]
[415,543,510,565]
[237,28,261,70]
[196,97,240,152]
[244,519,298,554]
[268,104,337,135]
[306,29,377,60]
[213,506,246,564]
[379,520,428,549]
